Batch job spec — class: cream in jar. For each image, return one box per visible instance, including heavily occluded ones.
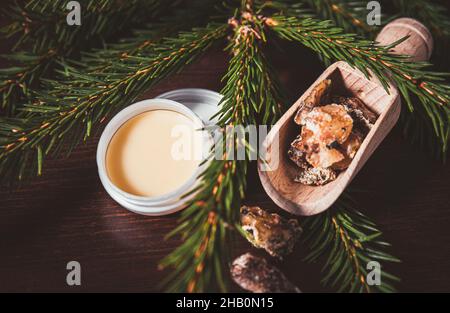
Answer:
[105,109,204,197]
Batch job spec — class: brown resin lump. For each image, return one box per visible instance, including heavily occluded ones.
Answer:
[230,253,301,293]
[288,79,378,186]
[240,205,302,259]
[294,79,332,124]
[300,104,354,146]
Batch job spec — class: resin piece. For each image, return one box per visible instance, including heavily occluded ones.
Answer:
[289,79,378,186]
[302,104,353,145]
[334,96,377,133]
[288,145,309,170]
[294,79,331,125]
[292,105,352,169]
[240,206,302,259]
[230,253,301,293]
[305,145,345,169]
[332,131,363,170]
[294,167,337,186]
[291,128,317,155]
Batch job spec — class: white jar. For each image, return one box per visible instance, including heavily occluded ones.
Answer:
[96,98,212,216]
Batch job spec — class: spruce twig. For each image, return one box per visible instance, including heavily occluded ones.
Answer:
[0,50,56,115]
[0,0,167,115]
[302,192,401,293]
[159,2,285,292]
[1,0,163,52]
[302,0,381,35]
[262,0,383,37]
[390,0,450,43]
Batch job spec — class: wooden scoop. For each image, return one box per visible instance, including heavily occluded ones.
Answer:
[258,18,433,216]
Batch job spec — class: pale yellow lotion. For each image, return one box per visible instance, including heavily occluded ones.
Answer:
[106,110,203,197]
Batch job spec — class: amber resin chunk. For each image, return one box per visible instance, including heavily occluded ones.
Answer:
[303,104,353,145]
[288,145,308,169]
[332,131,363,170]
[240,206,302,259]
[230,253,301,293]
[291,128,317,155]
[294,79,331,124]
[306,146,344,169]
[294,167,337,186]
[334,96,377,133]
[288,79,378,186]
[295,104,352,171]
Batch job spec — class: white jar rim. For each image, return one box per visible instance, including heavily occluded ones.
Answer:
[96,98,212,214]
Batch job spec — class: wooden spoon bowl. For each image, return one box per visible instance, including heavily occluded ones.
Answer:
[258,18,432,216]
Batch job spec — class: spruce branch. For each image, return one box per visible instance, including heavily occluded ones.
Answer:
[389,0,450,42]
[301,192,401,293]
[22,0,156,13]
[159,3,285,292]
[270,15,450,157]
[261,0,379,35]
[0,50,56,115]
[256,0,313,18]
[1,0,164,53]
[0,23,228,183]
[80,0,230,73]
[400,104,447,160]
[0,0,168,116]
[302,0,380,35]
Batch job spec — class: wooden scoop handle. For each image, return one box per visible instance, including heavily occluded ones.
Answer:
[376,18,433,62]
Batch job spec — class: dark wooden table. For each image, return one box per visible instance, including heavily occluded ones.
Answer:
[0,40,449,292]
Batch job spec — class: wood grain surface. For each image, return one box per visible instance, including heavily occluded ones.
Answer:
[0,41,449,292]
